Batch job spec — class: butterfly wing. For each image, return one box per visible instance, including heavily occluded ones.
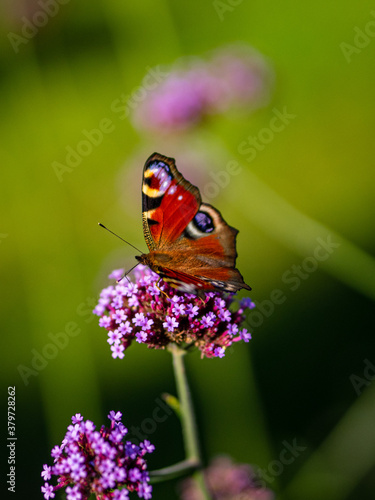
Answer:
[141,153,251,293]
[142,153,201,251]
[156,203,251,293]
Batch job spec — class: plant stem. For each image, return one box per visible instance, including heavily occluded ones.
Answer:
[148,459,199,483]
[169,344,200,461]
[169,343,211,499]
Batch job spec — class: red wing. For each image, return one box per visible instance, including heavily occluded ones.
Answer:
[142,153,200,251]
[159,265,247,294]
[157,268,217,293]
[157,203,252,293]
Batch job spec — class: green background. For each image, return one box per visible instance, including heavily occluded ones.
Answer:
[1,1,375,499]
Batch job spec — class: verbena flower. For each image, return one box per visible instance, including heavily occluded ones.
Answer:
[132,44,272,133]
[41,411,154,500]
[179,456,274,500]
[93,265,255,359]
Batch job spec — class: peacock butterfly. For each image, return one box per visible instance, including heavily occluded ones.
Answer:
[135,153,251,295]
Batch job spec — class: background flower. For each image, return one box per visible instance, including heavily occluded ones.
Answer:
[179,456,274,500]
[132,45,272,133]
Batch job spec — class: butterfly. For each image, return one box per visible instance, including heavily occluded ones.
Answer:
[135,153,251,295]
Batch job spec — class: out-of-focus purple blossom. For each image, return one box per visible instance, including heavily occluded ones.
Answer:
[93,265,254,359]
[41,412,154,500]
[179,456,274,500]
[132,45,272,133]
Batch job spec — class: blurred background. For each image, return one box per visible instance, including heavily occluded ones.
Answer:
[1,1,375,499]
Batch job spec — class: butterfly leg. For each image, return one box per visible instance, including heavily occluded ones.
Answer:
[156,279,170,300]
[197,290,206,304]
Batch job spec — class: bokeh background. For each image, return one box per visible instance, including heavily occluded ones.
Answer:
[1,1,375,499]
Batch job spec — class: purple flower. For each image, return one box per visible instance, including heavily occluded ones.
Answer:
[218,308,231,322]
[113,309,127,324]
[109,269,125,281]
[239,329,252,342]
[72,413,83,424]
[113,489,130,499]
[136,330,148,343]
[108,329,122,345]
[214,347,226,358]
[118,321,132,335]
[111,343,125,359]
[163,316,179,332]
[179,456,274,500]
[132,312,147,327]
[215,297,226,310]
[50,446,62,459]
[111,295,124,309]
[41,464,52,481]
[67,452,85,471]
[66,485,81,500]
[129,468,142,482]
[201,312,216,328]
[109,410,123,422]
[94,265,254,359]
[186,303,199,318]
[93,303,105,316]
[141,440,156,454]
[227,324,239,336]
[139,482,153,500]
[41,482,55,499]
[99,316,112,328]
[41,413,154,500]
[172,302,186,316]
[132,313,154,331]
[240,297,256,309]
[131,44,272,134]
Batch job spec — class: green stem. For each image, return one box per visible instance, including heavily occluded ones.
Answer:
[169,344,200,461]
[168,343,211,500]
[149,459,199,483]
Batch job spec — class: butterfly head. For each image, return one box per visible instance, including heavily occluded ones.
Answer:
[136,251,171,268]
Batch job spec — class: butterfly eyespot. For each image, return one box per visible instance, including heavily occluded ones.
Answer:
[143,161,173,198]
[147,160,171,175]
[184,210,215,240]
[193,211,214,233]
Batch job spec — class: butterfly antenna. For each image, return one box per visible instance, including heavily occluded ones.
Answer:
[98,223,143,254]
[116,263,141,283]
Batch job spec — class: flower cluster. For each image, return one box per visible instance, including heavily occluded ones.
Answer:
[41,411,154,500]
[132,45,272,133]
[179,456,274,500]
[93,265,255,359]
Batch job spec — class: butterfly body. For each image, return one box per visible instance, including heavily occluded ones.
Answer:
[138,153,251,295]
